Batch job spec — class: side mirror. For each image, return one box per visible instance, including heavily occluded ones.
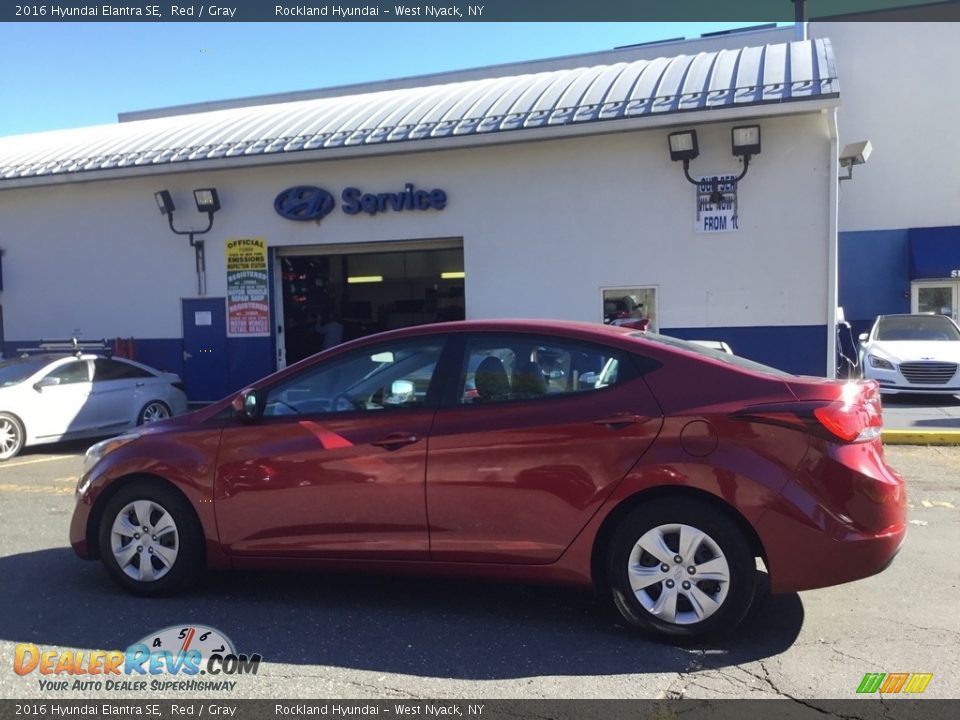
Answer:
[34,376,61,392]
[232,390,260,421]
[858,333,869,344]
[390,379,415,403]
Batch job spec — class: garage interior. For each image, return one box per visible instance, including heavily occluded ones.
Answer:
[279,240,465,363]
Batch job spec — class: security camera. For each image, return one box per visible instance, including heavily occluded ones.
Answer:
[839,140,873,168]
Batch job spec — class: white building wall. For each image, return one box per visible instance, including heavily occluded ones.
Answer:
[0,112,830,342]
[810,22,960,232]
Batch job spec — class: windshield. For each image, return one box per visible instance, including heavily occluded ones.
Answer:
[875,316,960,342]
[631,332,792,378]
[0,357,54,387]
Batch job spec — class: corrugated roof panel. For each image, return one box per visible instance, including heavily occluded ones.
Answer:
[0,39,838,185]
[705,48,740,107]
[677,52,719,111]
[733,45,766,105]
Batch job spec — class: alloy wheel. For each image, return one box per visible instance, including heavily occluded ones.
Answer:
[627,523,730,625]
[110,500,180,582]
[141,402,171,424]
[0,416,24,460]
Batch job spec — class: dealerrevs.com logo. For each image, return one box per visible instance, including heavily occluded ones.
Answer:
[14,625,261,693]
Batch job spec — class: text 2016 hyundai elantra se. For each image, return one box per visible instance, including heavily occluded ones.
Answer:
[70,320,906,642]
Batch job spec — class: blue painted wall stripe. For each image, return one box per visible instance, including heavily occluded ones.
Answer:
[661,325,827,376]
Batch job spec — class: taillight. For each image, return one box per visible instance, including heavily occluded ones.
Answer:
[813,401,882,442]
[733,382,883,444]
[172,381,186,393]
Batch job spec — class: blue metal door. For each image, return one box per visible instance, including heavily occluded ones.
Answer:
[182,298,228,402]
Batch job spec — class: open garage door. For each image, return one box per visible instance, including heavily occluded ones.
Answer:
[276,239,464,366]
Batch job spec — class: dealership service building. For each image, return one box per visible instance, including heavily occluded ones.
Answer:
[0,22,955,401]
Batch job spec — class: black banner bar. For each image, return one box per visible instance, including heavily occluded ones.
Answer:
[3,0,960,22]
[1,700,959,720]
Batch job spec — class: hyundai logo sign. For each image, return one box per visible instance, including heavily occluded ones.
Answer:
[273,186,336,222]
[274,183,447,221]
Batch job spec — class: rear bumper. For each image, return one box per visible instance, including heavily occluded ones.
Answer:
[756,441,907,594]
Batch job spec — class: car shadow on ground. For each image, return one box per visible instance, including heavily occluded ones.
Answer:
[911,418,960,428]
[882,394,960,408]
[0,548,803,679]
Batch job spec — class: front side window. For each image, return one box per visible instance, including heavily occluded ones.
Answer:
[459,335,627,405]
[263,339,444,416]
[44,360,90,385]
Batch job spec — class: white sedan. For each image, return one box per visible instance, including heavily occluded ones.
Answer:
[859,313,960,394]
[0,354,188,460]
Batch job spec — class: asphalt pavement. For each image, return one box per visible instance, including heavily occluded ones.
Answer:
[881,393,960,432]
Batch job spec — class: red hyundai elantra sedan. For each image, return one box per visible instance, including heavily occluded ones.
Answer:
[70,320,906,641]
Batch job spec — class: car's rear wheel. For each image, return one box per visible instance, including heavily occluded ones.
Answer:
[0,413,25,461]
[607,498,757,642]
[138,400,171,425]
[97,480,203,596]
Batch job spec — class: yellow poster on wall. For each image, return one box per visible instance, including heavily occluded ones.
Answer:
[225,238,270,336]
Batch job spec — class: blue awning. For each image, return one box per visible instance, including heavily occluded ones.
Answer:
[909,226,960,279]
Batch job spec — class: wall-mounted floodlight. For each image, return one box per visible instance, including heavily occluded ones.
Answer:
[193,188,221,214]
[154,190,175,215]
[668,130,700,163]
[154,188,222,296]
[668,125,762,206]
[839,140,873,182]
[731,125,761,158]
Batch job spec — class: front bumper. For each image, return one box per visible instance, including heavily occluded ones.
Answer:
[865,365,960,394]
[69,492,94,559]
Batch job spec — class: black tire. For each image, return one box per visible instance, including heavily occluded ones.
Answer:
[97,479,204,596]
[137,400,172,426]
[607,498,757,642]
[0,412,26,461]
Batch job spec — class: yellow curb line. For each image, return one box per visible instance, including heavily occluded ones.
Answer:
[883,430,960,445]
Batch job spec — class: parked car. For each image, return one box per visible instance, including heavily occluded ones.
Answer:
[688,339,734,355]
[859,313,960,394]
[70,320,904,642]
[0,353,187,460]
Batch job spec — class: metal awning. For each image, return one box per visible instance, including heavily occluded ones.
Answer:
[0,38,838,188]
[910,227,960,280]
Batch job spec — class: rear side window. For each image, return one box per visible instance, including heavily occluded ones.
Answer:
[633,332,792,378]
[93,359,153,381]
[459,334,634,405]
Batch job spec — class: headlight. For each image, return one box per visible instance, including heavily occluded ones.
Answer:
[868,355,895,370]
[78,433,141,494]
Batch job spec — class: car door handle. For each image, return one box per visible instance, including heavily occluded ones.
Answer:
[593,414,645,429]
[371,433,419,450]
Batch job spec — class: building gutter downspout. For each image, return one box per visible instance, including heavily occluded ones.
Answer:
[826,107,840,378]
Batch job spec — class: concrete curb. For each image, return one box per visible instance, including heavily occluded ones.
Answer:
[882,429,960,445]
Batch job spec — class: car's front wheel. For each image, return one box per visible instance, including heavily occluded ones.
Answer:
[97,480,203,595]
[0,413,25,461]
[607,498,757,642]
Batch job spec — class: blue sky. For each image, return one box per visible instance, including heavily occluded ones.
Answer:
[0,22,776,138]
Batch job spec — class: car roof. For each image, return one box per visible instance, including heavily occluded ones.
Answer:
[9,352,128,363]
[877,313,951,320]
